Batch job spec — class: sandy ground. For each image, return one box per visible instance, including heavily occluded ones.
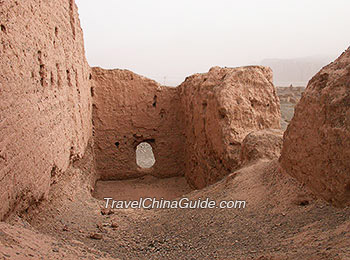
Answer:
[2,158,350,260]
[93,175,192,201]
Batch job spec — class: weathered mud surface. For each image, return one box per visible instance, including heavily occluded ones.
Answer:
[0,0,93,220]
[280,48,350,207]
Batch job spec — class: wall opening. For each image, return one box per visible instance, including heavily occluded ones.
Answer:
[136,142,155,168]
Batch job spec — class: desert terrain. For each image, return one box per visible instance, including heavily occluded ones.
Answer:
[2,69,350,259]
[3,155,350,259]
[1,1,350,260]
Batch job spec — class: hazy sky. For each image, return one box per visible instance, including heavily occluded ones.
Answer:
[75,0,350,86]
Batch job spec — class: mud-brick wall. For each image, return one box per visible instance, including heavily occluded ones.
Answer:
[179,66,281,189]
[280,47,350,207]
[0,0,92,220]
[92,68,185,180]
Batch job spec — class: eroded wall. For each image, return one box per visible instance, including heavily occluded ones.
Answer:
[92,66,280,189]
[280,47,350,207]
[0,0,282,220]
[92,68,185,180]
[0,0,92,219]
[179,66,281,188]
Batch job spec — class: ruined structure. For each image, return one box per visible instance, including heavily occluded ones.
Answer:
[0,0,93,220]
[280,47,350,207]
[178,66,281,188]
[0,0,281,219]
[3,1,350,258]
[92,66,281,189]
[240,129,283,166]
[91,68,185,180]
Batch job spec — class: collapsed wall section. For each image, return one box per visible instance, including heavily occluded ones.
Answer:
[91,68,185,180]
[179,66,281,188]
[0,0,92,220]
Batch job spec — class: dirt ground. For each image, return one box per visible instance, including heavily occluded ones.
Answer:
[93,175,192,201]
[2,157,350,260]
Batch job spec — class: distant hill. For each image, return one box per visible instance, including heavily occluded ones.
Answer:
[261,56,332,86]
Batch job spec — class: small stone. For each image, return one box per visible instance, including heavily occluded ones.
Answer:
[111,222,118,228]
[101,208,113,215]
[89,233,103,240]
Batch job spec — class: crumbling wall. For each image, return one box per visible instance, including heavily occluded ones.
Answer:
[240,129,283,166]
[0,0,282,220]
[0,0,92,220]
[280,47,350,207]
[91,66,280,188]
[179,66,281,188]
[91,68,185,180]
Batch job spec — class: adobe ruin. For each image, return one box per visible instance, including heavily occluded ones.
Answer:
[1,0,349,223]
[2,1,350,259]
[280,47,350,207]
[91,66,281,189]
[0,0,281,220]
